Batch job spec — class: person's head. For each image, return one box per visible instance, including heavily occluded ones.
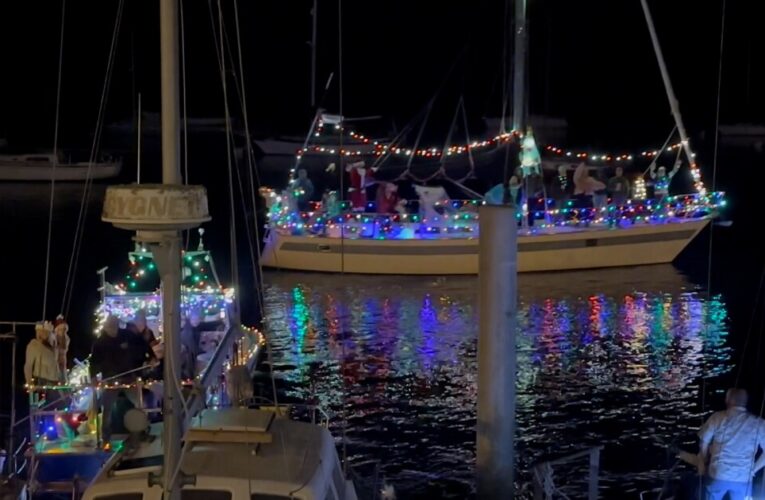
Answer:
[509,175,520,187]
[658,166,667,177]
[384,182,397,195]
[558,165,567,176]
[103,315,120,338]
[298,169,308,180]
[725,388,748,409]
[125,322,139,335]
[35,322,50,342]
[615,166,623,177]
[133,310,147,331]
[189,310,202,327]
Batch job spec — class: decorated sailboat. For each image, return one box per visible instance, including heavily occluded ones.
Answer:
[259,0,725,275]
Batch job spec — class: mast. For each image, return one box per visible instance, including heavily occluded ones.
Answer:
[102,1,209,498]
[310,0,317,108]
[158,0,183,498]
[639,0,693,164]
[511,0,527,132]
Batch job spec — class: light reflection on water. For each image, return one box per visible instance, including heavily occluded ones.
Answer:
[262,265,730,498]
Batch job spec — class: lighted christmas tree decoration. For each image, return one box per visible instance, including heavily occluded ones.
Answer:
[634,177,647,199]
[519,127,542,176]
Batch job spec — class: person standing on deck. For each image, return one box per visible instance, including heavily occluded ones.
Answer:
[697,388,765,499]
[291,168,314,212]
[25,322,59,386]
[650,160,680,201]
[607,166,631,206]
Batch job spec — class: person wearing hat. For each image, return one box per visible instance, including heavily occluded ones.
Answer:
[53,315,70,382]
[24,322,59,386]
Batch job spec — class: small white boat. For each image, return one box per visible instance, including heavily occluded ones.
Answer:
[82,407,358,500]
[0,153,121,181]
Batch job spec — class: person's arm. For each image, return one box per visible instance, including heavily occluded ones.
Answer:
[697,413,718,475]
[24,342,35,384]
[668,160,681,180]
[753,421,765,473]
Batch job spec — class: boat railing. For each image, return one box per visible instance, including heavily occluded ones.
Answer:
[247,396,331,428]
[531,445,603,500]
[267,192,724,238]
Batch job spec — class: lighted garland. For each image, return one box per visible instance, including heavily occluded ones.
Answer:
[265,192,725,238]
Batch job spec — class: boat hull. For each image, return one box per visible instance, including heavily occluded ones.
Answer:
[261,218,710,274]
[0,162,122,181]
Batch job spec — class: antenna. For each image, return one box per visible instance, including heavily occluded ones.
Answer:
[137,92,142,184]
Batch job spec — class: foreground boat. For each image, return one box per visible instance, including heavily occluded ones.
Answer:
[0,154,121,181]
[82,407,357,500]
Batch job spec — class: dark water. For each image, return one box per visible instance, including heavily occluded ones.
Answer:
[262,268,731,498]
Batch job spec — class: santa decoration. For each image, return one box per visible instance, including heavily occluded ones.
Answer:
[53,314,70,381]
[346,161,377,211]
[375,182,402,214]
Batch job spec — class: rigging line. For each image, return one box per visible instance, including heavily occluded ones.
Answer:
[217,0,239,296]
[708,0,726,303]
[337,0,349,476]
[180,0,190,250]
[232,0,266,318]
[42,0,66,321]
[61,0,124,316]
[734,263,765,387]
[643,125,678,176]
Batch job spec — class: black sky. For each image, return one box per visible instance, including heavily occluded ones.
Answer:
[1,0,762,151]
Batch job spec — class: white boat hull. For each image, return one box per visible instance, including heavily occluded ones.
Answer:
[0,162,122,181]
[261,218,710,274]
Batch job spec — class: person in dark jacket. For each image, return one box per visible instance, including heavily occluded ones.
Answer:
[91,315,153,440]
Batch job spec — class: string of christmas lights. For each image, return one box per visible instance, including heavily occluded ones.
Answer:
[265,192,724,238]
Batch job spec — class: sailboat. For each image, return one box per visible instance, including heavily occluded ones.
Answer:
[11,0,365,498]
[0,153,121,182]
[259,1,725,275]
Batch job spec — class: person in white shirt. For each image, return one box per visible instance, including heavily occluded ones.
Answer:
[698,388,765,499]
[24,322,59,385]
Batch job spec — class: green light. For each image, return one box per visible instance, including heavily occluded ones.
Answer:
[129,281,137,288]
[148,263,155,270]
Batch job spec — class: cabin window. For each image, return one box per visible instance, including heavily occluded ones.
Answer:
[181,491,231,500]
[93,495,143,500]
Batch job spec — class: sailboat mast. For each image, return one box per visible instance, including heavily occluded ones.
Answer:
[639,0,694,164]
[511,0,527,132]
[310,0,318,108]
[159,0,183,498]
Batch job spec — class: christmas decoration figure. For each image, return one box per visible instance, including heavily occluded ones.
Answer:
[414,185,450,221]
[53,315,70,382]
[519,127,542,176]
[346,161,377,211]
[375,182,403,214]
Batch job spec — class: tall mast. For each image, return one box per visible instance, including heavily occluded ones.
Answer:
[158,0,183,498]
[639,0,693,164]
[511,0,527,132]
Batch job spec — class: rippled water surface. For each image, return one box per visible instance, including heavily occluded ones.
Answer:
[262,265,731,498]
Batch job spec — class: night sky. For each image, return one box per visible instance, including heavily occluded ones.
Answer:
[2,0,763,152]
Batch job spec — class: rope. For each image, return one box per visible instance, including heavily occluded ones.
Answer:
[180,0,190,250]
[643,125,677,176]
[61,0,124,316]
[214,0,240,296]
[337,0,349,475]
[698,2,726,493]
[42,0,66,321]
[232,0,266,321]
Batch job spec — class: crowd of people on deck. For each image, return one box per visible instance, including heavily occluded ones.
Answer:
[24,308,223,439]
[280,159,685,227]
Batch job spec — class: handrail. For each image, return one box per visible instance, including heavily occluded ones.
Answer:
[532,446,602,500]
